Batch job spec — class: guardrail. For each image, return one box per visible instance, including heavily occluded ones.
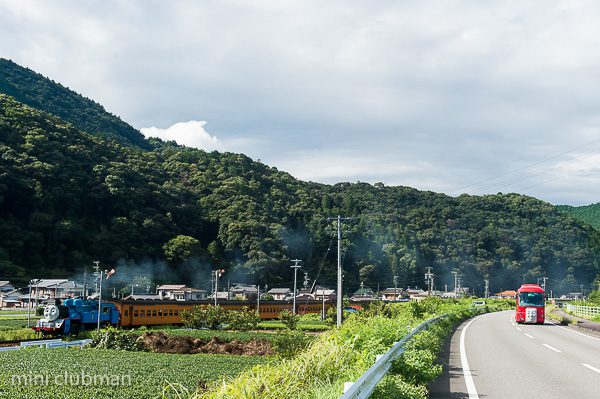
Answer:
[339,314,447,399]
[565,304,600,319]
[0,339,91,352]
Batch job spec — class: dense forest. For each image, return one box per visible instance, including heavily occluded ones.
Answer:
[558,203,600,230]
[1,59,599,296]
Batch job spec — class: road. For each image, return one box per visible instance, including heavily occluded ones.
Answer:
[430,310,600,399]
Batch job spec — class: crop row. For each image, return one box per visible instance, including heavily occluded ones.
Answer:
[0,347,269,399]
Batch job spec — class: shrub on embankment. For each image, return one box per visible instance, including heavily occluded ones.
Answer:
[190,298,513,399]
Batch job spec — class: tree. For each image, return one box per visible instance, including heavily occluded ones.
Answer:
[163,235,204,264]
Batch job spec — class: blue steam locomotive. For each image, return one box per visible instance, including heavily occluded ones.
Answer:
[34,299,120,336]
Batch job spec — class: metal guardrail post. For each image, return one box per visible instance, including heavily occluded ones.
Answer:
[339,314,447,399]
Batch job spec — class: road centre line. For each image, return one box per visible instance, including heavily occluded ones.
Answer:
[545,320,600,342]
[582,364,600,374]
[460,316,480,399]
[542,344,561,353]
[516,327,522,331]
[524,333,535,339]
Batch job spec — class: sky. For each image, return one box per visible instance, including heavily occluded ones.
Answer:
[1,0,600,205]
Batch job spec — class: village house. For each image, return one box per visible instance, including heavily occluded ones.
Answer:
[230,284,258,300]
[380,287,403,301]
[266,287,292,300]
[314,288,336,301]
[156,285,207,301]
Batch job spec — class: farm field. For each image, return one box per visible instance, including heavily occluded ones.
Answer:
[0,347,270,399]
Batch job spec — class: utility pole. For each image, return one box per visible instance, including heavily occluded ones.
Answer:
[212,269,225,306]
[451,271,458,297]
[83,266,87,300]
[291,259,302,314]
[256,285,260,315]
[541,276,547,293]
[393,275,398,299]
[484,276,489,299]
[328,215,352,327]
[303,272,309,291]
[457,277,462,297]
[424,267,434,296]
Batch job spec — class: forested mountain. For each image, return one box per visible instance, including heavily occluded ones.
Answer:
[0,59,149,149]
[1,62,599,296]
[557,203,600,230]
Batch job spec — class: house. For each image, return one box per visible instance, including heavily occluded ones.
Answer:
[496,290,517,299]
[0,281,16,293]
[406,287,428,299]
[26,279,85,300]
[0,289,22,308]
[230,284,258,300]
[157,285,208,301]
[380,287,403,301]
[314,289,336,301]
[351,286,375,302]
[267,288,292,300]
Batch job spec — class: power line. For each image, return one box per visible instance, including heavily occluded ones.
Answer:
[451,138,600,194]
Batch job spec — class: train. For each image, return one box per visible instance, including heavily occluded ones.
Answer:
[34,298,336,336]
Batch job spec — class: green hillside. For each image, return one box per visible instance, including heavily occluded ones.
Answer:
[557,203,600,230]
[1,63,599,296]
[0,58,149,149]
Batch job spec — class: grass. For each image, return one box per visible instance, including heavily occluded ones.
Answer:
[0,327,38,341]
[0,347,269,399]
[256,321,330,331]
[145,328,283,342]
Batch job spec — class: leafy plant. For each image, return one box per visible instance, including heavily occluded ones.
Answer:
[278,310,299,330]
[271,330,312,359]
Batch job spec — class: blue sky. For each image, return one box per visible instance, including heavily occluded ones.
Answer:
[2,0,600,205]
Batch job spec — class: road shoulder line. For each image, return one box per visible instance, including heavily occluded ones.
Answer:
[460,316,481,399]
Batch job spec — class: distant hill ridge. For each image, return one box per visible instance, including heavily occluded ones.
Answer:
[557,203,600,230]
[0,60,599,296]
[0,58,150,149]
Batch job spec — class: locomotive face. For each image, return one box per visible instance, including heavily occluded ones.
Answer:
[44,305,60,321]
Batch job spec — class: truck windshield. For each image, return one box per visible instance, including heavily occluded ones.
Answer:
[519,292,544,307]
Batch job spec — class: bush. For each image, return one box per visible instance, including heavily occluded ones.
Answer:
[228,307,260,332]
[181,305,229,330]
[90,326,144,351]
[35,306,44,317]
[279,310,299,330]
[271,330,312,359]
[181,305,260,331]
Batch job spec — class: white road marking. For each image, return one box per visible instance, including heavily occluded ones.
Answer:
[524,333,535,339]
[460,317,480,399]
[542,344,561,353]
[516,327,522,331]
[546,319,600,342]
[582,364,600,374]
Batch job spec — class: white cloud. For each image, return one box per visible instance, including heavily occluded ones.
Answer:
[4,1,600,204]
[141,120,223,152]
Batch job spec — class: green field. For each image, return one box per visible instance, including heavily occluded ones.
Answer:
[0,347,269,399]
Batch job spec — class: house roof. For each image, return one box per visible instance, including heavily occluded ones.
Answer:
[231,285,258,293]
[157,285,187,290]
[381,288,402,294]
[124,294,163,300]
[497,290,517,296]
[0,281,13,288]
[353,287,374,296]
[315,289,335,295]
[57,281,82,290]
[267,288,291,294]
[29,279,68,288]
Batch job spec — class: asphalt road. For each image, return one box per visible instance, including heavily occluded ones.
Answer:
[430,310,600,399]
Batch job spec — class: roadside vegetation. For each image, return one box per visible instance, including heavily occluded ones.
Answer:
[189,298,512,399]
